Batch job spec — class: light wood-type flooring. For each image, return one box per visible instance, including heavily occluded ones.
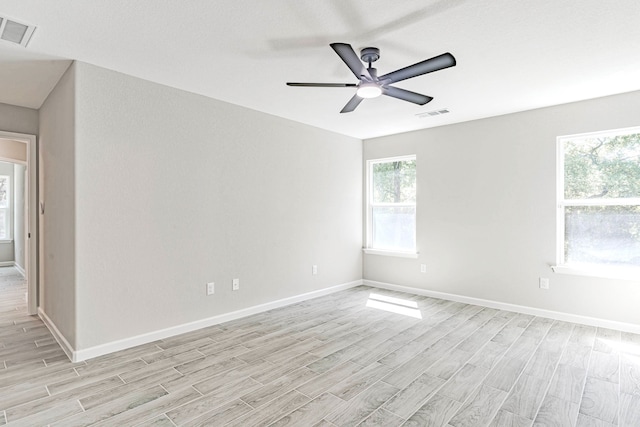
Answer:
[1,267,639,426]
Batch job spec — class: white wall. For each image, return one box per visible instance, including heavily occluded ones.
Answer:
[36,59,640,356]
[65,62,362,350]
[0,102,38,135]
[38,63,77,347]
[364,90,640,325]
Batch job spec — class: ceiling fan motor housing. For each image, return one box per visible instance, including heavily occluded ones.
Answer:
[360,47,380,64]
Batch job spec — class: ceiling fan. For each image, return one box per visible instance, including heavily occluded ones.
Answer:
[287,43,456,113]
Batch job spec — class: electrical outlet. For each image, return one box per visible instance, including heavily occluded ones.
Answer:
[206,282,215,295]
[232,278,240,291]
[420,264,427,273]
[312,265,318,275]
[539,277,549,290]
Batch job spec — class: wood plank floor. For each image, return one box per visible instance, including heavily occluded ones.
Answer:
[1,268,639,426]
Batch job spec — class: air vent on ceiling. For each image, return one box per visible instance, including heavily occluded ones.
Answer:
[0,16,36,47]
[415,108,450,119]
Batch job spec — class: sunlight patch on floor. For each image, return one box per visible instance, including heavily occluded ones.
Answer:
[599,338,640,355]
[366,293,422,319]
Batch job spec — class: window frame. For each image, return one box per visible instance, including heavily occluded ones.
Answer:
[364,155,418,258]
[0,174,11,242]
[555,126,640,280]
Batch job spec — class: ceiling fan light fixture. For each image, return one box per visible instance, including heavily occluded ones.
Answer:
[287,43,456,113]
[356,82,382,99]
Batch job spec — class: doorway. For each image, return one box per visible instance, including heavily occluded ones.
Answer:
[0,131,37,315]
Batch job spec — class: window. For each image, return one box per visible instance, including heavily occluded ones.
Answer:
[0,175,9,240]
[366,155,416,255]
[557,127,640,274]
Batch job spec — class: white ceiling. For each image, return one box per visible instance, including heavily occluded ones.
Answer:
[1,0,639,139]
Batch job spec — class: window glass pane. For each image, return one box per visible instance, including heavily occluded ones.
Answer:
[565,205,640,266]
[372,160,416,203]
[0,210,6,240]
[372,206,415,251]
[564,133,640,199]
[0,176,7,209]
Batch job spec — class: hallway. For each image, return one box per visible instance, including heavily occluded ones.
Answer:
[0,266,67,369]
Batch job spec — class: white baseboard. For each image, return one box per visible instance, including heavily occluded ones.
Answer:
[38,308,75,362]
[363,279,640,334]
[0,261,14,267]
[14,263,25,277]
[41,276,639,363]
[47,279,363,362]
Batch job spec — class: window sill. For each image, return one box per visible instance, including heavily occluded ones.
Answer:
[551,264,640,281]
[363,249,419,259]
[0,240,12,244]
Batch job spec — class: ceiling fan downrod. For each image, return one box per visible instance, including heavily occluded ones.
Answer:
[360,47,380,79]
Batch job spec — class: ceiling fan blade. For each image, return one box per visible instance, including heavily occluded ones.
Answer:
[340,94,364,113]
[379,52,456,84]
[286,82,358,87]
[383,86,433,105]
[330,43,372,80]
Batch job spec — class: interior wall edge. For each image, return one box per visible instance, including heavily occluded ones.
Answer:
[14,262,25,277]
[38,307,75,362]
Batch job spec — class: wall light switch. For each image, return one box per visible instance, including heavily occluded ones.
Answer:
[420,264,427,273]
[539,277,549,290]
[312,265,318,275]
[207,282,215,295]
[232,278,240,291]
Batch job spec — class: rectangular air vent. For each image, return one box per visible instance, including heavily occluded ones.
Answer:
[0,16,36,47]
[415,108,450,119]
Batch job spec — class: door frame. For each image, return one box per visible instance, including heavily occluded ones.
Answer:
[0,130,37,315]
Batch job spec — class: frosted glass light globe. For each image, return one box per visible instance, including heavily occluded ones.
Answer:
[356,83,382,98]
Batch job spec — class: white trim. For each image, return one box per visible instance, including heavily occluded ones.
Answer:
[48,280,363,362]
[363,248,419,259]
[0,130,37,315]
[367,154,417,165]
[556,136,564,266]
[14,262,25,277]
[363,279,640,334]
[558,125,640,141]
[562,198,640,206]
[38,308,75,362]
[0,261,13,267]
[371,202,416,208]
[366,154,417,253]
[551,264,640,281]
[556,129,640,269]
